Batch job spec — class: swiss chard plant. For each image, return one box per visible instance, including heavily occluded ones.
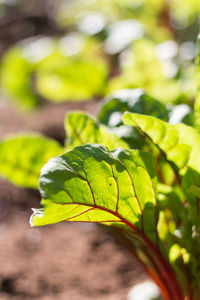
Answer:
[29,38,200,300]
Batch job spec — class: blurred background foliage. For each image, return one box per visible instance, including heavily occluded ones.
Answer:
[0,0,199,110]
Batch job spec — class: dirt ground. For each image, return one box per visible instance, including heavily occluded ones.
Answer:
[0,99,147,300]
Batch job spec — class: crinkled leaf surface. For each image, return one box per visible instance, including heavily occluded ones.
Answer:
[0,134,63,189]
[65,111,129,150]
[31,144,157,244]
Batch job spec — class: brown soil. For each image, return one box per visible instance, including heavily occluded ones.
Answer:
[0,100,147,300]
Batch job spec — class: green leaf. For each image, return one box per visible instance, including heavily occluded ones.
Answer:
[98,88,169,148]
[0,134,63,189]
[123,112,200,175]
[31,144,157,244]
[36,35,108,102]
[98,88,169,126]
[1,36,108,109]
[36,54,108,101]
[65,111,129,150]
[123,112,200,226]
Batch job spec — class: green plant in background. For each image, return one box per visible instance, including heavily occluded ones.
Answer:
[55,0,199,39]
[0,134,63,188]
[0,47,39,110]
[0,35,108,110]
[1,0,199,111]
[108,38,196,104]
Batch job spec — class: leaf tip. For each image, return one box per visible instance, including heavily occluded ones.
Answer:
[30,208,44,227]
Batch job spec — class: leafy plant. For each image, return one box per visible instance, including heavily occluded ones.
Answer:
[30,107,200,299]
[30,38,200,299]
[2,82,200,298]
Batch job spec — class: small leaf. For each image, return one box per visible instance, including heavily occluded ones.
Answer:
[31,144,157,244]
[0,134,63,189]
[65,111,129,150]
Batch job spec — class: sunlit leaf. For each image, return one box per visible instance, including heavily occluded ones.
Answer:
[31,144,157,243]
[123,112,200,226]
[65,111,129,150]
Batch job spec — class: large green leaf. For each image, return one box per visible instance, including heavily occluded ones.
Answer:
[65,111,129,150]
[31,144,157,244]
[123,112,200,226]
[0,134,63,189]
[123,112,200,177]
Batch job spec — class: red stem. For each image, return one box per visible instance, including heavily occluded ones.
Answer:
[59,200,185,299]
[127,231,184,300]
[114,232,173,300]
